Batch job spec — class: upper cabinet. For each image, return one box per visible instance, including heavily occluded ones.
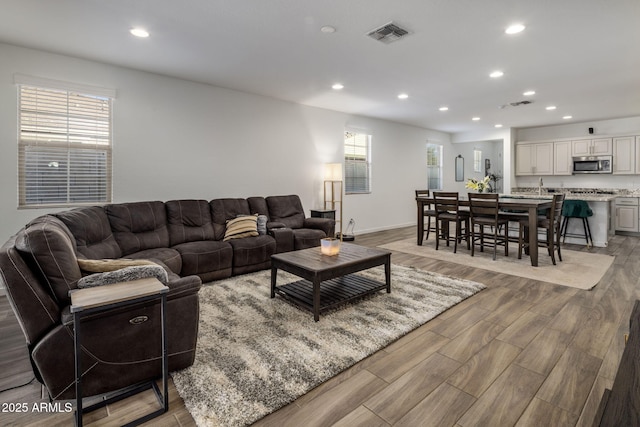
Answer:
[613,136,636,174]
[571,138,612,156]
[554,141,572,175]
[516,142,553,176]
[517,133,640,177]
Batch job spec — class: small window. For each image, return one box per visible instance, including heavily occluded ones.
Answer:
[17,81,113,208]
[426,143,442,190]
[473,149,482,173]
[344,131,371,194]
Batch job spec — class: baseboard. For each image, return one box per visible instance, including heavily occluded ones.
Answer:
[353,222,414,236]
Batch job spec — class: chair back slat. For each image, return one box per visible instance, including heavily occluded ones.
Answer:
[415,189,430,198]
[433,192,459,215]
[551,193,565,225]
[468,192,499,219]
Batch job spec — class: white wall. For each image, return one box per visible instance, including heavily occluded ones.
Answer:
[515,117,640,190]
[0,43,451,245]
[451,128,515,194]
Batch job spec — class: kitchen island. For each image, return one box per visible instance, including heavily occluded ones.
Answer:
[509,191,616,247]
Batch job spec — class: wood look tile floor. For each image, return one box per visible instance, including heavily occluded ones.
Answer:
[1,226,637,426]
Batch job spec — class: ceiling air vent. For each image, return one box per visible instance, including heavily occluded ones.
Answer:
[367,22,410,44]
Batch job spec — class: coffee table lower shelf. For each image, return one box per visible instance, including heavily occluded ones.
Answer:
[274,274,386,316]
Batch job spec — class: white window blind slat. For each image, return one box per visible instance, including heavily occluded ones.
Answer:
[18,83,113,208]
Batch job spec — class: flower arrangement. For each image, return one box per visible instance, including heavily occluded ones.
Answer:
[465,175,491,192]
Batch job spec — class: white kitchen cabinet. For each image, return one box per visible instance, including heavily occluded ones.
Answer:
[554,141,572,175]
[572,138,612,156]
[613,136,636,174]
[516,142,553,176]
[615,197,639,232]
[636,136,640,173]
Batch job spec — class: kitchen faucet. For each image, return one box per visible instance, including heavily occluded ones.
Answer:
[538,177,543,196]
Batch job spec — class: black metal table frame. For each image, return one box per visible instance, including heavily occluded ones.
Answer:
[71,291,169,427]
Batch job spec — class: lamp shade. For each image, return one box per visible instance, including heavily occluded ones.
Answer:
[324,163,342,181]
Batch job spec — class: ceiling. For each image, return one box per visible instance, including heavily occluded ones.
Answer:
[1,0,639,134]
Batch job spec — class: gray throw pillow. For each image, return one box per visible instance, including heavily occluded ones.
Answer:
[77,265,169,288]
[256,215,268,235]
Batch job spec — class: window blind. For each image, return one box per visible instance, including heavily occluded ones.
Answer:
[426,143,442,190]
[18,85,113,207]
[344,131,371,194]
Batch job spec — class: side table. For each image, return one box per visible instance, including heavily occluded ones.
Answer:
[310,209,336,220]
[69,277,169,427]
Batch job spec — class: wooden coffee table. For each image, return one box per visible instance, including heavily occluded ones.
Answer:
[270,243,391,321]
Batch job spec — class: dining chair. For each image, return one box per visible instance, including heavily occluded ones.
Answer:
[415,189,436,242]
[518,193,565,265]
[433,192,470,253]
[468,192,509,260]
[559,199,594,247]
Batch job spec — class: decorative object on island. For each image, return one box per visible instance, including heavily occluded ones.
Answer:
[465,175,491,192]
[320,237,341,255]
[324,163,343,240]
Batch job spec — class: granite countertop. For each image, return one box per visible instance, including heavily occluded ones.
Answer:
[509,192,617,202]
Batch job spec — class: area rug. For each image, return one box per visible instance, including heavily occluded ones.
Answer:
[381,237,615,290]
[171,265,485,427]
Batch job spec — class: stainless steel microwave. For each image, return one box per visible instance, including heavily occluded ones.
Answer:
[572,155,612,174]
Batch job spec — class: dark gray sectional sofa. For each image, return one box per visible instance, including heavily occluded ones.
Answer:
[0,194,334,401]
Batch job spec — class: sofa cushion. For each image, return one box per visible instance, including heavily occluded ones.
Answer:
[55,207,122,260]
[210,198,253,240]
[166,199,215,246]
[247,196,269,217]
[15,216,81,306]
[223,215,259,241]
[171,240,233,280]
[105,201,170,255]
[227,235,276,273]
[293,228,326,250]
[126,247,182,275]
[265,195,306,229]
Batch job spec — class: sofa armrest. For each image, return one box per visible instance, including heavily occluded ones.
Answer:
[269,227,294,253]
[303,217,336,237]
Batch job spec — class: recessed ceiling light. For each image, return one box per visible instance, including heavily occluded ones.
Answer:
[398,93,409,99]
[490,70,504,78]
[495,124,503,128]
[546,105,557,110]
[331,83,344,90]
[320,25,336,33]
[523,90,535,96]
[563,115,573,120]
[472,117,481,121]
[505,24,525,35]
[130,28,149,38]
[439,106,448,111]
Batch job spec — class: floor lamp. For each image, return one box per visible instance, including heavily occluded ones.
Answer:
[324,163,343,240]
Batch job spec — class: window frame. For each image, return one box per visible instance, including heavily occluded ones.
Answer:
[473,149,482,173]
[426,143,443,190]
[15,75,115,208]
[344,131,372,194]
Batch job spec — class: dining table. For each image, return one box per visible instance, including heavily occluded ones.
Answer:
[416,195,553,267]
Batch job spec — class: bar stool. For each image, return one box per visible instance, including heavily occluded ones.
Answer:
[559,200,593,247]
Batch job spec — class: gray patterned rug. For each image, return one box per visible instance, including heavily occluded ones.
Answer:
[171,264,486,427]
